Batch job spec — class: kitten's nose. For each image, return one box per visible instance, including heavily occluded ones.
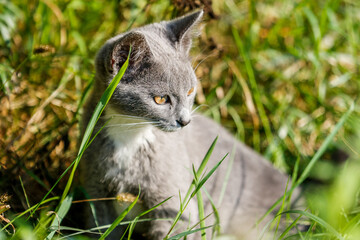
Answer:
[177,109,191,127]
[176,118,191,127]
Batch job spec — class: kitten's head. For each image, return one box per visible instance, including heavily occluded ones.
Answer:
[95,10,203,132]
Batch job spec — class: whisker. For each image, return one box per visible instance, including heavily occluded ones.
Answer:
[111,127,159,134]
[191,115,203,119]
[191,47,207,67]
[104,123,162,133]
[104,122,159,128]
[194,52,217,71]
[191,104,209,114]
[102,114,145,120]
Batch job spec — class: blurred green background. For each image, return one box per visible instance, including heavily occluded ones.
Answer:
[0,0,359,239]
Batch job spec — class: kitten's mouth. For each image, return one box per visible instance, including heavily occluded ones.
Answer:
[155,121,183,132]
[156,124,181,132]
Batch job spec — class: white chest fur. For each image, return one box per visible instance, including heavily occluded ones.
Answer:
[103,106,156,180]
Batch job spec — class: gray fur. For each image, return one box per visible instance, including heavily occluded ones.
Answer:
[80,10,302,239]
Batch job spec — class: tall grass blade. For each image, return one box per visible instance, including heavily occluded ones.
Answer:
[58,218,167,239]
[46,192,73,240]
[278,214,302,240]
[62,52,130,202]
[189,154,227,240]
[26,50,129,229]
[99,187,139,240]
[303,7,321,56]
[196,136,218,181]
[27,158,76,218]
[167,225,214,240]
[19,162,49,190]
[296,102,354,185]
[228,106,245,141]
[273,178,291,237]
[231,27,273,145]
[282,210,345,240]
[1,197,60,231]
[203,188,221,236]
[79,188,101,233]
[191,154,227,199]
[196,188,206,240]
[342,212,360,235]
[218,142,236,205]
[257,102,355,225]
[19,176,30,209]
[127,197,172,239]
[120,225,131,240]
[140,197,172,218]
[166,137,219,237]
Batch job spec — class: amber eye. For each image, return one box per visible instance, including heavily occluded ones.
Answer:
[154,95,169,105]
[187,87,194,96]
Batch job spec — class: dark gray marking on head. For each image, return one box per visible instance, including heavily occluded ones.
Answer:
[108,32,153,75]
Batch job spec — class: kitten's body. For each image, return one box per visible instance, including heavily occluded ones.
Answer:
[80,11,302,239]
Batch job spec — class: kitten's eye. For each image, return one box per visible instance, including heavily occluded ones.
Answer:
[154,95,169,105]
[187,87,194,96]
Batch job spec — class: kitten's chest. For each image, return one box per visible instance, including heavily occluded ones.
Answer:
[103,122,156,190]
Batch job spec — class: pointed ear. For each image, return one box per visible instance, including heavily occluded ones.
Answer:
[166,10,203,54]
[107,32,152,74]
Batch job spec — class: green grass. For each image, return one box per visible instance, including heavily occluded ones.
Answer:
[1,0,360,239]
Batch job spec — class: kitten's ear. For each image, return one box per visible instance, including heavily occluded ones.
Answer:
[166,10,203,54]
[108,32,151,74]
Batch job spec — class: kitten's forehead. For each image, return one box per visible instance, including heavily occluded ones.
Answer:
[136,23,187,60]
[135,24,196,88]
[157,60,195,82]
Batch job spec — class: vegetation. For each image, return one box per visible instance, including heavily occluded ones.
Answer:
[0,0,359,239]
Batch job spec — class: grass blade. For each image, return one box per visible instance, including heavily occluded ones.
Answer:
[26,50,129,233]
[99,187,139,240]
[196,189,206,240]
[282,210,345,240]
[186,136,218,200]
[296,102,354,185]
[140,197,172,218]
[166,137,220,237]
[127,197,172,238]
[232,27,273,145]
[62,53,130,202]
[27,158,76,218]
[190,154,227,239]
[46,192,73,240]
[278,214,302,240]
[257,102,355,225]
[203,188,221,236]
[57,218,169,239]
[1,197,60,232]
[19,176,30,209]
[218,141,236,205]
[196,137,218,180]
[167,225,214,240]
[191,154,228,198]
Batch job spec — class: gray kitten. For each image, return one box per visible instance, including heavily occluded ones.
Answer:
[80,10,302,239]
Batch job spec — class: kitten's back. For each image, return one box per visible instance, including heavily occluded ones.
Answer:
[167,114,301,237]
